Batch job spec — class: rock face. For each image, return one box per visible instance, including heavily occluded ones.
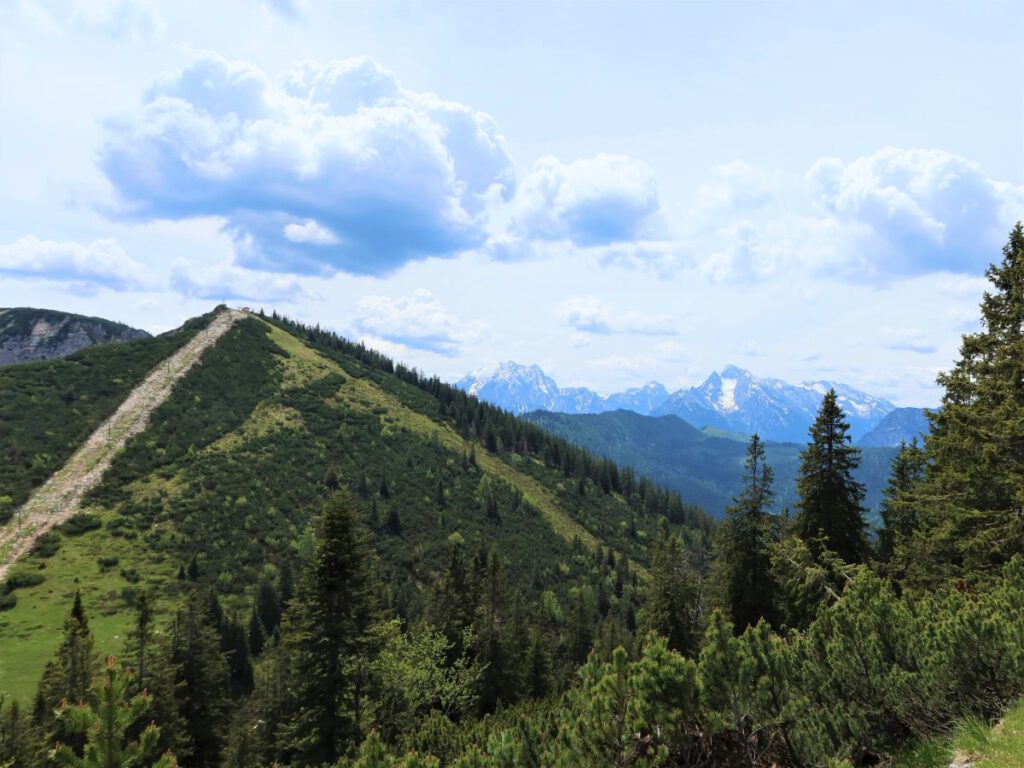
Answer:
[0,308,150,366]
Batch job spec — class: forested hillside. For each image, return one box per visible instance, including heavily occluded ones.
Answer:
[0,224,1021,768]
[525,409,896,519]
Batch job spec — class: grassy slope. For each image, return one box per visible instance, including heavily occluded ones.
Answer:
[0,313,210,508]
[525,409,896,520]
[896,701,1024,768]
[0,317,666,701]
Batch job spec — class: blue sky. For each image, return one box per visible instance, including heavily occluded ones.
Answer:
[1,0,1021,406]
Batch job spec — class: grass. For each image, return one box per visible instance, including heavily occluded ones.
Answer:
[893,701,1024,768]
[0,506,180,701]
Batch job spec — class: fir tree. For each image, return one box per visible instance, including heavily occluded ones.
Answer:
[711,434,781,632]
[902,223,1024,578]
[640,528,698,656]
[794,389,869,563]
[278,493,377,766]
[163,589,231,767]
[877,439,927,562]
[37,592,98,754]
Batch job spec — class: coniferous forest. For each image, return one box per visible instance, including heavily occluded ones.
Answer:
[0,224,1022,767]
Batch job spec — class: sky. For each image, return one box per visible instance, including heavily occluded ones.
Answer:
[1,0,1021,407]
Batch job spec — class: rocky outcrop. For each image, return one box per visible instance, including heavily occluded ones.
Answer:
[0,307,150,366]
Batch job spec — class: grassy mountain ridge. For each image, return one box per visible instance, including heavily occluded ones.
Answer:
[525,409,897,521]
[0,311,711,701]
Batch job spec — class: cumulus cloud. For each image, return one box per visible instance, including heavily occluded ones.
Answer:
[169,260,306,303]
[100,53,515,277]
[879,328,938,354]
[558,296,676,336]
[807,147,1019,277]
[0,235,147,292]
[509,154,660,246]
[692,147,1022,283]
[352,290,486,356]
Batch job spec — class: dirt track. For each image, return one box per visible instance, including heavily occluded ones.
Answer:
[0,309,244,582]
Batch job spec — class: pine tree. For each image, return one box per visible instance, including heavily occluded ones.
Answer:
[37,592,98,754]
[877,439,927,562]
[902,223,1024,578]
[794,389,869,563]
[163,589,231,767]
[278,493,377,766]
[640,529,698,656]
[49,656,177,768]
[711,434,781,632]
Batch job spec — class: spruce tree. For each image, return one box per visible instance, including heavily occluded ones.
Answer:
[37,592,98,754]
[163,589,231,767]
[794,389,869,563]
[902,223,1024,577]
[278,493,377,766]
[711,434,781,631]
[640,528,698,655]
[877,439,927,562]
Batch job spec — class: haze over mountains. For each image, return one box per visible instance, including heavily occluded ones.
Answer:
[458,361,924,445]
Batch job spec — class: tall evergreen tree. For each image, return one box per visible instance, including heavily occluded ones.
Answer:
[163,589,231,768]
[877,439,927,562]
[278,493,377,766]
[794,389,869,563]
[36,592,98,755]
[711,434,781,632]
[640,528,698,656]
[901,223,1024,578]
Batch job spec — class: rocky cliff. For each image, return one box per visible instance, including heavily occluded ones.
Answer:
[0,307,150,366]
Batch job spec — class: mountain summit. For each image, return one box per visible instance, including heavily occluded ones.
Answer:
[458,361,897,442]
[456,362,669,416]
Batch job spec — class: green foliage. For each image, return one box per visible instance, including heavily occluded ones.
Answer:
[0,313,210,507]
[525,409,897,522]
[277,493,377,766]
[710,434,781,631]
[878,439,927,562]
[896,223,1024,582]
[49,656,177,768]
[794,389,869,563]
[640,529,697,656]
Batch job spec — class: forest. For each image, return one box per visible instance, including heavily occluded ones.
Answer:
[0,224,1021,767]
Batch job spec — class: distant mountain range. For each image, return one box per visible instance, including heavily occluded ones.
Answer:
[458,361,924,445]
[0,307,149,367]
[525,409,898,521]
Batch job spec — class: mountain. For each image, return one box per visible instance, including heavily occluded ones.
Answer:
[857,406,931,447]
[0,308,709,700]
[525,409,897,521]
[0,307,149,366]
[459,361,898,442]
[652,365,895,442]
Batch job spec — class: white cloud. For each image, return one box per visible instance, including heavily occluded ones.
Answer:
[352,289,486,356]
[283,219,339,245]
[509,154,660,246]
[558,295,676,336]
[100,53,515,277]
[807,146,1020,277]
[0,235,147,291]
[169,260,306,303]
[689,147,1022,284]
